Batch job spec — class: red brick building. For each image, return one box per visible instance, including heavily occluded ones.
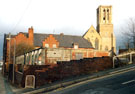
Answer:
[3,27,109,71]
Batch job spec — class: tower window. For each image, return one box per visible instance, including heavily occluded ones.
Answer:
[103,17,105,20]
[103,9,106,21]
[107,9,109,12]
[107,9,109,20]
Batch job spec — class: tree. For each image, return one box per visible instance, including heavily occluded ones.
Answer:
[10,42,34,63]
[122,18,135,49]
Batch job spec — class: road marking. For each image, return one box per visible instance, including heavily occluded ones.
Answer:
[122,80,135,85]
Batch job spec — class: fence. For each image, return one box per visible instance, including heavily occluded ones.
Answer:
[113,51,135,68]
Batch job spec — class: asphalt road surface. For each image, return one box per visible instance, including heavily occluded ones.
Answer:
[47,70,135,94]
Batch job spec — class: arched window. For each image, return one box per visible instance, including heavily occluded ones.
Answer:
[87,37,90,42]
[95,38,99,50]
[107,9,109,20]
[105,46,108,51]
[103,9,106,21]
[100,45,102,50]
[107,9,109,12]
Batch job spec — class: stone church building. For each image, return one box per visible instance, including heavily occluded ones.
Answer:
[83,6,116,52]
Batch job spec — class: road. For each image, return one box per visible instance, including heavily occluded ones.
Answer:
[47,70,135,94]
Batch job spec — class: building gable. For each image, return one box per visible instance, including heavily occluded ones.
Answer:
[42,34,59,48]
[83,25,101,50]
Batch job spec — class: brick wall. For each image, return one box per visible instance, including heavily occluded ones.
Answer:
[18,56,112,87]
[42,35,59,48]
[5,27,34,71]
[94,51,109,57]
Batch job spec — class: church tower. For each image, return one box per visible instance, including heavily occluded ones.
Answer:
[97,6,116,52]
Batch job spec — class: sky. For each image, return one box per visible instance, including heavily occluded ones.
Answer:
[0,0,135,60]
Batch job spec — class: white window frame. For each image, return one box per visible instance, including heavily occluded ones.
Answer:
[45,44,49,48]
[74,45,78,49]
[53,44,57,48]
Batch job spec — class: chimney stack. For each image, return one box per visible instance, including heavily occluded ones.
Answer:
[28,26,34,45]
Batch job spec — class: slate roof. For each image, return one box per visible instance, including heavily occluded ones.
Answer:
[6,33,93,48]
[34,33,93,48]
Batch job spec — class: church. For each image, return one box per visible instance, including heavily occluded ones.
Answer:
[83,5,116,53]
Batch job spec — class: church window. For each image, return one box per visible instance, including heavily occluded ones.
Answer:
[100,45,102,50]
[103,9,106,21]
[103,17,105,20]
[87,38,90,42]
[107,9,109,20]
[105,46,108,51]
[103,9,105,12]
[107,9,109,12]
[91,30,94,33]
[95,38,99,50]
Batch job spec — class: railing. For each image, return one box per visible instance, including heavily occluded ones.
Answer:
[113,51,135,68]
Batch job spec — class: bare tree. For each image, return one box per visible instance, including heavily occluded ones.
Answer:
[10,42,34,62]
[122,18,135,49]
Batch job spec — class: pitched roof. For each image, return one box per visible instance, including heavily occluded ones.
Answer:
[6,33,93,48]
[34,33,93,48]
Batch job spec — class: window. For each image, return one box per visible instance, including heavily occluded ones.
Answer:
[87,38,90,42]
[53,44,56,48]
[95,38,99,50]
[74,45,78,49]
[91,30,94,33]
[107,9,109,12]
[100,45,102,50]
[45,44,49,48]
[105,46,108,51]
[103,17,105,20]
[103,9,106,21]
[75,53,83,60]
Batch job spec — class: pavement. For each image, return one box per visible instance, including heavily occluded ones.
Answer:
[0,71,6,94]
[0,64,135,94]
[0,70,25,94]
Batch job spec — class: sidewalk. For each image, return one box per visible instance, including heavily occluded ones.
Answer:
[0,71,6,94]
[0,71,21,94]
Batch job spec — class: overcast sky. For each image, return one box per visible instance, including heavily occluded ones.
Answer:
[0,0,135,60]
